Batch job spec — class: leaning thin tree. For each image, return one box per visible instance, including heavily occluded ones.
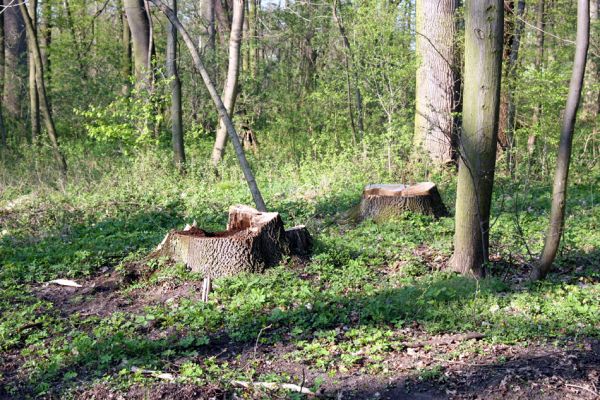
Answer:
[148,0,267,212]
[450,0,503,278]
[533,0,589,280]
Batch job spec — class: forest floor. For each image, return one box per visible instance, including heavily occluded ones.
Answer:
[0,149,598,399]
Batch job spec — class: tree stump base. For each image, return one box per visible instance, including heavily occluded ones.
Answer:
[359,182,448,221]
[152,205,311,279]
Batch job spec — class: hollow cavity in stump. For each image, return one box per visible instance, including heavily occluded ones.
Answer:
[153,205,311,280]
[359,182,448,221]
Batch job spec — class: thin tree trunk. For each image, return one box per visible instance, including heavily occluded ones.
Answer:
[414,0,457,164]
[450,0,503,278]
[504,0,525,171]
[528,0,545,156]
[28,0,40,143]
[533,0,589,280]
[214,0,231,46]
[583,0,599,118]
[199,0,216,53]
[252,0,259,79]
[40,0,52,92]
[19,1,67,178]
[63,0,87,77]
[0,4,6,147]
[149,0,266,211]
[167,0,185,170]
[211,0,244,167]
[332,0,364,143]
[124,0,153,84]
[120,0,132,93]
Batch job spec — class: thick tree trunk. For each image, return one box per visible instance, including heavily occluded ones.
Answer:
[533,0,589,280]
[149,0,266,211]
[450,0,503,278]
[27,0,40,143]
[124,0,153,84]
[529,0,545,156]
[19,1,67,178]
[154,205,310,278]
[358,182,448,221]
[167,0,185,169]
[3,3,27,120]
[414,0,458,165]
[211,0,244,167]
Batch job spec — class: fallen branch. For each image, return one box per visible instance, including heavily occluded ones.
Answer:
[46,279,82,288]
[131,366,176,381]
[231,380,315,395]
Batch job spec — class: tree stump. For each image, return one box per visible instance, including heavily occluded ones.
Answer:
[359,182,448,221]
[152,205,311,279]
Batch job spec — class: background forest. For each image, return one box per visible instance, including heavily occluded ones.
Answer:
[0,0,599,398]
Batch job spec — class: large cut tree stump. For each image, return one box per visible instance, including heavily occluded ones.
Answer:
[359,182,448,221]
[153,205,311,279]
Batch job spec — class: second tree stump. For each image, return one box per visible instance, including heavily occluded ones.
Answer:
[359,182,448,221]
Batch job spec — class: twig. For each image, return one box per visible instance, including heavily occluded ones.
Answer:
[253,324,273,359]
[564,383,599,398]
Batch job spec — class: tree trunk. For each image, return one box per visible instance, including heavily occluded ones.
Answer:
[332,0,364,143]
[583,0,599,118]
[450,0,503,278]
[358,182,448,221]
[533,0,589,280]
[124,0,153,84]
[211,0,244,167]
[214,0,231,46]
[199,0,216,53]
[153,205,310,278]
[504,0,525,172]
[414,0,458,165]
[149,0,266,211]
[0,4,6,148]
[528,0,545,156]
[120,0,132,93]
[40,0,52,93]
[3,2,27,120]
[27,0,40,143]
[167,0,185,170]
[19,1,67,178]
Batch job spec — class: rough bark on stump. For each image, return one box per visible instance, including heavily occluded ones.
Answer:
[359,182,448,221]
[153,205,310,278]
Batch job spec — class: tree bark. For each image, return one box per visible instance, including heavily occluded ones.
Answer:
[19,1,67,178]
[167,0,185,169]
[3,2,27,119]
[450,0,503,278]
[414,0,458,165]
[533,0,589,280]
[211,0,244,167]
[27,0,40,143]
[124,0,153,84]
[149,0,266,211]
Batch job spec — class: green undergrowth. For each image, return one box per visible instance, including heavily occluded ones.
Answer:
[0,146,598,398]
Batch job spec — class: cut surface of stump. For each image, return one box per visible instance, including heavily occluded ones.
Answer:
[153,205,310,279]
[359,182,448,221]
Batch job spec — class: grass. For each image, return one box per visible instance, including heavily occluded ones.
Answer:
[0,142,598,398]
